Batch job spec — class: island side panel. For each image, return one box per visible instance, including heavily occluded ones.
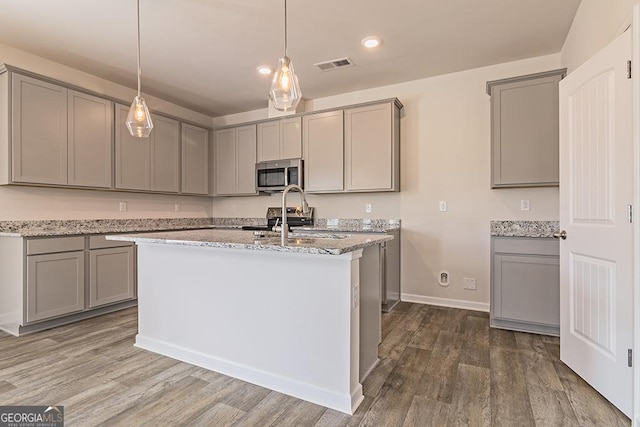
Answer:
[134,242,364,414]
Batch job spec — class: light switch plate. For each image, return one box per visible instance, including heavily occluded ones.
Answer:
[439,200,447,212]
[119,201,127,212]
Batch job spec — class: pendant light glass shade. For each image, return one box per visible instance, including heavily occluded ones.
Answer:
[126,0,153,138]
[269,0,302,111]
[126,95,153,137]
[269,55,301,111]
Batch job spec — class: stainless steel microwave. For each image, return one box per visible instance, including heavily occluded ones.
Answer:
[256,159,303,192]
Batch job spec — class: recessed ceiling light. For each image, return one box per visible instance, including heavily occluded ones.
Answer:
[257,65,274,75]
[361,36,382,49]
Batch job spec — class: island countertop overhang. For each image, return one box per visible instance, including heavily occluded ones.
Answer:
[107,229,392,255]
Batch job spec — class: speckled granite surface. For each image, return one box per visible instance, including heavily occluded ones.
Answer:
[0,218,213,237]
[490,220,559,238]
[0,217,401,237]
[109,229,392,255]
[304,218,400,233]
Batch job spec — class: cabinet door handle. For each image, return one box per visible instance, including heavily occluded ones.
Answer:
[553,230,567,240]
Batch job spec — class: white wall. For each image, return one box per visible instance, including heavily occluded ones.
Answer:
[211,54,562,308]
[0,42,212,220]
[561,0,638,72]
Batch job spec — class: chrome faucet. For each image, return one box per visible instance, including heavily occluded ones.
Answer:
[281,184,310,245]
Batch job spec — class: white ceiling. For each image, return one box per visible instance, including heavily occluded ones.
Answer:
[0,0,581,117]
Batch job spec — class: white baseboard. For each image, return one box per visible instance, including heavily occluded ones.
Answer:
[401,293,490,313]
[135,334,361,415]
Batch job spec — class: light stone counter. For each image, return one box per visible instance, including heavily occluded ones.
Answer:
[0,217,400,237]
[0,218,213,237]
[490,220,559,238]
[109,228,392,256]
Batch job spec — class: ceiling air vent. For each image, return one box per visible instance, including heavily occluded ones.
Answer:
[314,57,355,72]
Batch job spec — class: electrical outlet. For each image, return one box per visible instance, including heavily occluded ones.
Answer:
[439,200,447,212]
[520,200,531,211]
[464,278,477,290]
[174,203,181,212]
[365,203,372,213]
[119,201,127,212]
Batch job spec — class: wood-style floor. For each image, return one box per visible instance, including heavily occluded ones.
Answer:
[0,303,631,426]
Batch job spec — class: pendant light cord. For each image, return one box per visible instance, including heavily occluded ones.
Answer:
[283,0,288,56]
[136,0,141,97]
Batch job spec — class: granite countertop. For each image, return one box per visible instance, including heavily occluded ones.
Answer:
[0,217,400,237]
[490,220,559,238]
[0,218,213,237]
[108,229,393,256]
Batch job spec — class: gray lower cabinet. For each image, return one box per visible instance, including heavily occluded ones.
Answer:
[26,237,85,323]
[89,236,136,308]
[0,234,136,335]
[487,69,565,188]
[491,236,559,336]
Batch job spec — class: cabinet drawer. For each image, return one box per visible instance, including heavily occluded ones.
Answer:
[492,237,558,256]
[89,235,134,249]
[27,236,85,255]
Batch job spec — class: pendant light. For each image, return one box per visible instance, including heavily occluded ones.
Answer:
[269,0,302,111]
[126,0,153,138]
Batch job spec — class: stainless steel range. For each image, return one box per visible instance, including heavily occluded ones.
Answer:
[241,206,314,231]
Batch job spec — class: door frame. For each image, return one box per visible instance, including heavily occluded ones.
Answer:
[633,6,640,425]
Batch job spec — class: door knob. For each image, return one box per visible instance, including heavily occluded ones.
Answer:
[553,230,567,240]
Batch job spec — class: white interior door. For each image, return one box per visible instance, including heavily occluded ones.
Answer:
[559,29,634,417]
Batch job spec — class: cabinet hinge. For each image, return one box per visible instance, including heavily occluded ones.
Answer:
[629,349,633,367]
[629,205,633,223]
[627,60,632,79]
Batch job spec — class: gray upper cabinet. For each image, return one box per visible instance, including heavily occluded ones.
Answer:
[11,74,68,185]
[10,74,114,189]
[115,103,151,191]
[149,115,180,193]
[302,98,402,194]
[115,104,180,193]
[487,69,565,188]
[214,124,257,196]
[0,65,211,197]
[181,123,209,195]
[345,100,401,192]
[68,90,113,188]
[303,110,344,193]
[257,117,302,162]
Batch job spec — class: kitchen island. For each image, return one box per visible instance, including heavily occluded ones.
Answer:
[108,229,392,414]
